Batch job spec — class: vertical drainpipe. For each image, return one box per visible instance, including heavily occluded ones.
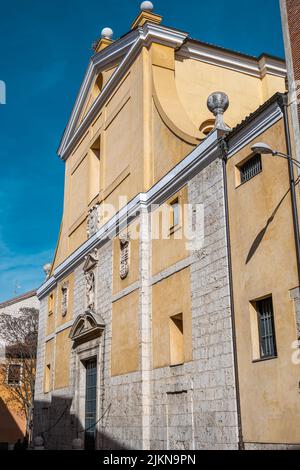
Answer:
[219,139,244,450]
[279,94,300,285]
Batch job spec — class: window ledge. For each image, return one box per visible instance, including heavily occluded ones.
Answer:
[252,355,277,364]
[170,363,184,368]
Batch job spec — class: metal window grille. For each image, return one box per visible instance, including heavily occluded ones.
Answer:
[84,358,97,450]
[257,297,277,358]
[7,364,21,385]
[240,154,262,183]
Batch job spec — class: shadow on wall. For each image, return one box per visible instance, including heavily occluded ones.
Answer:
[33,396,128,450]
[245,185,291,264]
[0,397,24,449]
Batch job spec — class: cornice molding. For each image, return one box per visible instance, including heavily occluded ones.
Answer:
[58,31,139,159]
[258,55,287,78]
[177,41,286,79]
[227,100,283,157]
[58,23,286,161]
[38,98,281,299]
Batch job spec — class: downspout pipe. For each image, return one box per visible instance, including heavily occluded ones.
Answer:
[219,139,244,450]
[279,94,300,286]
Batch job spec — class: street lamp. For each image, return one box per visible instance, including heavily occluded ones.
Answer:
[251,142,300,169]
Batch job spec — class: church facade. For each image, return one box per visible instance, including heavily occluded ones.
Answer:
[34,3,300,450]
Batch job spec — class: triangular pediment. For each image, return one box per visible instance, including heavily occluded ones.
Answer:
[83,250,98,272]
[76,66,117,128]
[57,24,188,160]
[69,310,105,343]
[57,30,138,160]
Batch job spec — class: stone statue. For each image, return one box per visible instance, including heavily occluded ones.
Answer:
[61,283,68,317]
[86,271,95,311]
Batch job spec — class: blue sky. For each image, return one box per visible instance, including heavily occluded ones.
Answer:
[0,0,284,302]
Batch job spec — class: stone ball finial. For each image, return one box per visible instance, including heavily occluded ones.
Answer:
[207,92,231,132]
[140,1,154,11]
[101,27,113,39]
[207,92,229,116]
[43,263,52,276]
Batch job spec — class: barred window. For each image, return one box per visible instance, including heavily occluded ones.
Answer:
[7,364,21,386]
[240,154,262,183]
[257,297,277,358]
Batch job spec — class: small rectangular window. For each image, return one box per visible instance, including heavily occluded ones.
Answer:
[7,364,21,386]
[44,363,51,392]
[170,198,180,229]
[48,293,54,315]
[240,154,262,184]
[169,313,184,366]
[257,297,277,359]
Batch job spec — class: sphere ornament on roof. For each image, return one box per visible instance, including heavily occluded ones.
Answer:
[207,91,231,132]
[101,27,113,39]
[43,263,52,277]
[140,1,154,11]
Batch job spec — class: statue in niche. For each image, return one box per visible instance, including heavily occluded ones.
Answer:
[86,271,95,311]
[61,282,68,317]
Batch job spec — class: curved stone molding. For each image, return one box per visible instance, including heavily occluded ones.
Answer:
[152,65,202,145]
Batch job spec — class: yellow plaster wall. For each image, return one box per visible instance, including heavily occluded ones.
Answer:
[175,58,286,132]
[51,37,286,275]
[112,220,140,295]
[152,105,194,182]
[44,339,54,393]
[56,272,74,328]
[69,155,88,227]
[152,267,192,369]
[152,186,189,276]
[111,290,139,376]
[0,369,25,443]
[68,219,87,255]
[52,54,147,269]
[54,327,71,390]
[226,119,300,443]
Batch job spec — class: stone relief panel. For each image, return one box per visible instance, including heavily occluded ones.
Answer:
[87,204,100,238]
[61,281,69,317]
[119,233,130,280]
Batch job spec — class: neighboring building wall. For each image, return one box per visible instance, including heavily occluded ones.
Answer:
[0,290,39,317]
[0,290,39,447]
[280,0,300,163]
